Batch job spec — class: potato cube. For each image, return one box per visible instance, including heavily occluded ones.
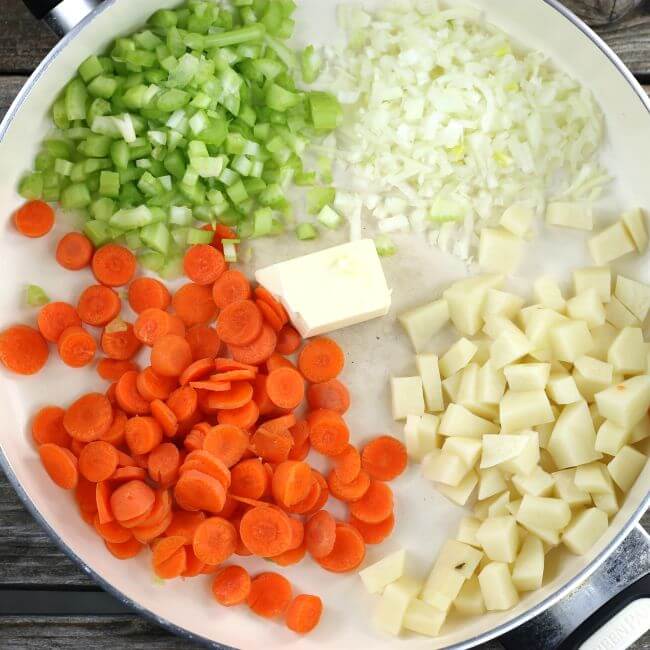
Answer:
[593,490,619,516]
[484,289,525,320]
[404,415,422,460]
[457,516,483,548]
[512,534,545,591]
[507,498,522,516]
[607,445,647,492]
[417,413,441,457]
[573,267,612,304]
[615,275,650,322]
[484,314,523,340]
[403,599,447,637]
[523,521,561,547]
[499,431,540,476]
[595,375,650,429]
[500,203,534,238]
[476,516,519,563]
[488,491,512,518]
[608,327,648,375]
[437,470,478,506]
[474,490,510,521]
[500,389,554,433]
[442,437,482,469]
[575,356,614,385]
[454,576,485,615]
[589,323,619,362]
[478,563,520,611]
[478,466,508,500]
[589,402,605,430]
[567,289,606,328]
[575,461,614,495]
[516,495,571,531]
[478,227,524,274]
[422,450,469,486]
[621,207,648,253]
[478,362,507,405]
[434,539,484,579]
[421,568,464,612]
[472,337,493,366]
[547,400,601,469]
[550,320,594,363]
[534,277,566,312]
[536,421,555,449]
[588,221,635,265]
[605,296,640,329]
[440,338,478,378]
[373,575,421,636]
[562,508,609,555]
[439,403,498,438]
[546,202,593,229]
[512,465,555,497]
[595,420,629,456]
[399,299,450,352]
[525,308,568,357]
[359,549,406,594]
[547,373,582,405]
[444,274,504,336]
[456,364,498,420]
[629,413,650,444]
[504,363,551,391]
[491,329,532,369]
[442,371,463,403]
[416,353,444,413]
[391,376,425,421]
[481,435,530,469]
[553,468,592,507]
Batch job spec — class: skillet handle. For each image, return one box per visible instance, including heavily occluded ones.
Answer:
[22,0,103,37]
[500,524,650,650]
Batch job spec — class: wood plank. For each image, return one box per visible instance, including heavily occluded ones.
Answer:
[562,0,644,26]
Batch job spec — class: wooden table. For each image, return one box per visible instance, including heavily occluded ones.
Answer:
[0,0,648,647]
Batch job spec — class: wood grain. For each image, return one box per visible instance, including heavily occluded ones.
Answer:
[562,0,645,25]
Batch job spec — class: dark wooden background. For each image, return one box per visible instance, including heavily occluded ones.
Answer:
[0,0,649,647]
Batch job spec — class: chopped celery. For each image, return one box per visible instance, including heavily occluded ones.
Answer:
[159,255,184,280]
[124,230,143,250]
[61,183,91,209]
[318,156,333,183]
[308,92,342,131]
[317,205,342,229]
[78,55,104,83]
[253,207,273,237]
[141,222,170,255]
[169,206,193,227]
[99,171,120,198]
[186,228,214,245]
[84,220,113,246]
[91,197,115,222]
[296,222,317,240]
[223,238,240,262]
[266,84,301,112]
[26,285,50,307]
[306,186,335,214]
[19,173,44,200]
[109,205,154,229]
[375,234,397,257]
[301,45,322,84]
[138,250,165,271]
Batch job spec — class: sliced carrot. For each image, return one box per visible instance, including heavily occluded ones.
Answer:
[0,325,49,375]
[232,517,252,557]
[151,334,192,378]
[209,369,257,382]
[69,439,86,457]
[307,379,350,414]
[217,400,259,430]
[193,516,237,565]
[134,308,184,346]
[96,480,113,524]
[174,469,226,514]
[332,444,361,484]
[38,443,78,489]
[91,244,136,287]
[63,393,113,442]
[288,517,305,550]
[136,367,177,402]
[105,537,143,560]
[14,200,54,237]
[215,358,257,373]
[261,414,297,435]
[239,506,293,557]
[125,416,163,455]
[288,440,310,461]
[266,367,305,410]
[212,269,251,308]
[307,409,350,457]
[110,466,148,483]
[32,406,71,448]
[93,514,132,544]
[148,442,180,486]
[201,381,253,411]
[105,382,118,405]
[190,381,232,392]
[150,399,178,438]
[115,371,151,415]
[133,510,173,544]
[152,535,187,579]
[271,461,313,507]
[207,223,237,253]
[252,374,275,416]
[229,325,277,366]
[298,337,345,383]
[275,325,301,355]
[101,323,141,361]
[247,572,292,618]
[58,326,96,368]
[179,357,215,386]
[212,565,251,606]
[116,449,134,467]
[285,473,321,515]
[75,477,98,515]
[289,420,310,448]
[166,385,198,423]
[132,488,171,529]
[266,353,296,373]
[78,441,119,483]
[110,479,155,522]
[251,426,293,463]
[216,300,263,346]
[165,510,206,545]
[173,283,217,326]
[349,512,395,545]
[272,543,306,567]
[256,299,284,332]
[97,359,138,382]
[180,450,231,488]
[77,285,121,327]
[56,232,93,270]
[230,459,269,500]
[305,510,336,559]
[349,480,393,524]
[183,244,227,285]
[204,424,249,468]
[184,427,206,452]
[230,495,269,508]
[37,302,81,343]
[361,435,407,482]
[220,493,240,520]
[253,287,288,327]
[180,547,206,577]
[327,468,370,503]
[128,277,171,313]
[316,523,366,573]
[285,594,322,634]
[186,324,221,360]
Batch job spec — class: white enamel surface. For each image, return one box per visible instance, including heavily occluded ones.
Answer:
[0,1,649,649]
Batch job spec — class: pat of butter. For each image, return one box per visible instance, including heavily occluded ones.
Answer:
[255,239,392,338]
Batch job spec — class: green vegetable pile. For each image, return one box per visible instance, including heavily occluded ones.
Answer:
[19,0,341,275]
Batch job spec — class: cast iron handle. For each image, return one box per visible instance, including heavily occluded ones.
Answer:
[22,0,103,36]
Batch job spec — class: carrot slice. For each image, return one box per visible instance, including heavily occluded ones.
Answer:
[37,302,81,343]
[57,326,96,368]
[179,358,215,386]
[289,420,310,447]
[150,399,178,438]
[75,477,98,514]
[239,506,293,557]
[97,359,138,382]
[275,325,301,355]
[285,594,323,634]
[174,469,226,514]
[190,381,232,393]
[180,450,231,488]
[253,287,288,326]
[151,334,192,377]
[307,409,350,457]
[0,325,49,375]
[229,325,277,366]
[56,232,93,270]
[212,565,251,606]
[202,382,253,411]
[184,427,206,452]
[256,299,284,332]
[133,510,173,544]
[217,400,259,430]
[93,514,132,544]
[63,393,113,442]
[173,283,217,326]
[95,480,113,524]
[272,543,306,567]
[32,406,71,448]
[216,300,263,346]
[183,244,227,285]
[91,244,136,287]
[105,537,143,560]
[204,424,249,468]
[209,369,257,382]
[14,200,54,237]
[78,440,119,482]
[147,442,180,486]
[252,374,275,416]
[125,416,163,455]
[215,358,257,373]
[167,385,198,423]
[101,323,141,361]
[298,337,345,383]
[327,468,371,503]
[349,512,395,545]
[38,443,78,489]
[266,353,296,373]
[212,269,251,308]
[306,379,350,414]
[271,461,313,508]
[110,479,155,522]
[77,285,121,327]
[332,444,361,484]
[349,480,393,524]
[134,308,184,346]
[361,435,407,482]
[230,459,269,500]
[115,371,151,416]
[305,510,336,559]
[193,516,237,565]
[152,535,187,579]
[266,367,305,410]
[127,277,171,313]
[136,367,177,402]
[165,510,206,545]
[288,439,310,461]
[251,427,293,463]
[186,324,221,360]
[248,572,292,618]
[316,523,366,573]
[110,466,148,483]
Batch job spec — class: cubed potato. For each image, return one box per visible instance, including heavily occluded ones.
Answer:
[488,491,512,518]
[550,320,594,363]
[575,356,614,385]
[478,563,520,611]
[442,437,482,469]
[422,450,469,486]
[404,415,422,460]
[512,465,555,497]
[605,296,640,329]
[456,364,483,415]
[454,576,485,615]
[439,338,478,378]
[481,435,530,469]
[595,375,650,429]
[500,203,535,238]
[443,274,504,336]
[373,575,421,636]
[608,445,647,492]
[403,599,447,637]
[512,534,545,591]
[621,207,648,252]
[614,275,650,322]
[434,539,484,579]
[437,470,478,506]
[547,373,582,405]
[516,494,571,531]
[522,521,561,547]
[478,227,524,274]
[573,368,611,404]
[547,400,601,469]
[391,376,425,421]
[504,363,551,391]
[575,461,614,495]
[476,516,519,563]
[474,491,509,521]
[418,413,441,457]
[534,277,566,312]
[539,448,559,474]
[457,516,483,548]
[478,362,507,404]
[566,289,606,328]
[589,402,605,430]
[589,323,619,362]
[593,490,619,516]
[399,299,450,352]
[608,327,648,375]
[507,498,522,516]
[573,267,612,304]
[439,403,499,438]
[442,371,463,404]
[588,221,635,265]
[416,353,444,412]
[553,468,592,507]
[595,420,629,456]
[499,431,540,476]
[483,314,523,341]
[491,329,532,369]
[536,421,555,448]
[472,337,492,366]
[359,549,406,594]
[525,308,568,358]
[500,389,554,433]
[546,202,593,230]
[562,508,609,555]
[478,467,508,500]
[484,289,525,320]
[629,413,650,444]
[421,566,464,613]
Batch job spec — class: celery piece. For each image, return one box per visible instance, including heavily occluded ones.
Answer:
[148,9,178,29]
[26,285,50,307]
[301,45,322,84]
[266,84,301,112]
[317,205,342,229]
[138,250,166,272]
[295,171,316,186]
[296,223,317,240]
[226,179,249,205]
[253,207,273,237]
[141,222,170,255]
[171,227,189,248]
[186,228,214,245]
[52,98,70,130]
[157,89,190,112]
[65,78,88,121]
[84,220,112,246]
[99,171,120,198]
[191,156,225,178]
[375,234,397,257]
[204,24,265,48]
[124,230,143,251]
[54,159,73,177]
[109,205,153,230]
[61,183,91,209]
[306,186,335,214]
[169,206,193,226]
[91,197,115,222]
[159,255,184,280]
[88,76,118,100]
[308,92,342,131]
[223,238,240,263]
[78,55,104,83]
[317,156,333,183]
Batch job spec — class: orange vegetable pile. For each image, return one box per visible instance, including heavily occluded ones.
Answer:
[6,203,409,636]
